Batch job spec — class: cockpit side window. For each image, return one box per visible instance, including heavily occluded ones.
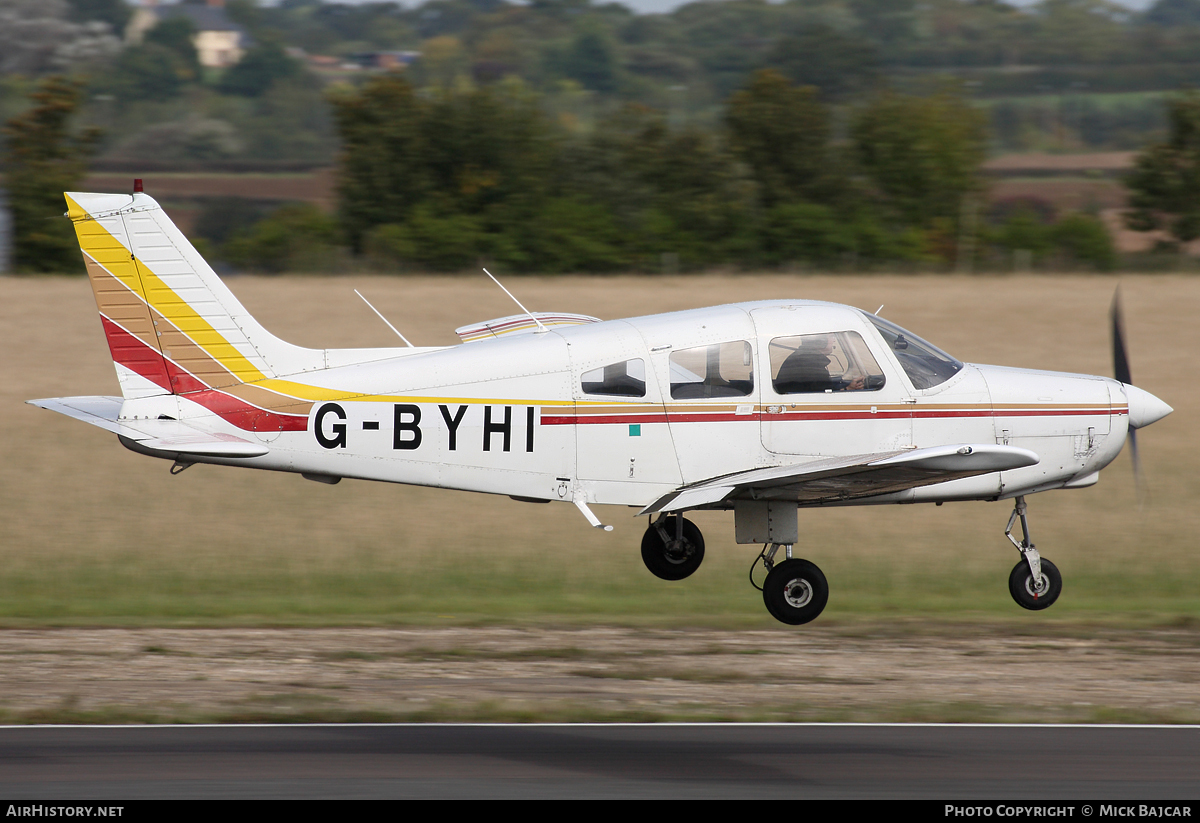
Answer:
[669,341,754,399]
[770,331,885,394]
[581,359,647,397]
[867,315,963,390]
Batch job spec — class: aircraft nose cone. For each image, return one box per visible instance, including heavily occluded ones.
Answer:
[1125,384,1173,429]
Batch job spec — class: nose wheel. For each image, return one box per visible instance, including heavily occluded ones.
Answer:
[1004,496,1063,611]
[1009,557,1062,610]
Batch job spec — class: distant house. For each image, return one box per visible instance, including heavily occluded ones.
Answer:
[125,0,252,69]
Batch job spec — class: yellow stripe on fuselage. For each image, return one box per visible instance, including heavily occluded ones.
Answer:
[252,378,578,406]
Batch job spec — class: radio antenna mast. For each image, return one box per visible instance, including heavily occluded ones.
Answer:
[354,289,414,347]
[484,268,546,333]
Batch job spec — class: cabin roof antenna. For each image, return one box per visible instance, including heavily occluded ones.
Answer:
[484,267,547,333]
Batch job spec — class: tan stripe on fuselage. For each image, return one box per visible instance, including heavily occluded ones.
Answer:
[219,381,314,417]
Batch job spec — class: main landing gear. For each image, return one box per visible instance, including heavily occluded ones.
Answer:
[640,513,831,626]
[757,546,829,625]
[641,514,705,580]
[1004,496,1062,611]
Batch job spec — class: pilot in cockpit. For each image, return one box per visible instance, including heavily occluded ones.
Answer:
[774,334,866,394]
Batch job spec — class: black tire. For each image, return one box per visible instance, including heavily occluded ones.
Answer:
[763,559,829,625]
[640,516,705,581]
[1008,558,1062,611]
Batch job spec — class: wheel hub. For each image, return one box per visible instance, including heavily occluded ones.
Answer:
[784,578,813,608]
[1025,574,1049,597]
[664,540,691,564]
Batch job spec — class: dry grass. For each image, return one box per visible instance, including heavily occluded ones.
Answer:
[1,272,1196,625]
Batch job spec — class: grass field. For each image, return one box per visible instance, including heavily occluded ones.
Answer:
[1,272,1196,627]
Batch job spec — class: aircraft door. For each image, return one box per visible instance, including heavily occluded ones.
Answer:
[567,322,682,497]
[640,308,763,484]
[752,306,914,456]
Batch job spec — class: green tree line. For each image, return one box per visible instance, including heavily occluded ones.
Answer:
[2,69,1121,274]
[324,70,981,273]
[301,70,1110,274]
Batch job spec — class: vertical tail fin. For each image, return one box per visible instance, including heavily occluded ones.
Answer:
[65,191,323,400]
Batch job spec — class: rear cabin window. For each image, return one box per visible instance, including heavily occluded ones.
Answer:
[581,359,646,397]
[770,332,885,394]
[670,341,754,399]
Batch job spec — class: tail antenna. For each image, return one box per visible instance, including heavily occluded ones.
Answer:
[354,289,414,347]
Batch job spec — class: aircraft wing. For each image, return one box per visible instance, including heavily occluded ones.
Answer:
[639,444,1039,515]
[27,396,269,457]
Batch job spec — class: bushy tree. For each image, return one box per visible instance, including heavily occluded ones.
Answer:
[1,76,98,273]
[988,207,1116,270]
[104,43,190,101]
[223,203,341,273]
[1124,93,1200,245]
[852,88,989,234]
[366,207,485,272]
[553,26,620,93]
[218,42,303,97]
[567,104,753,269]
[725,70,839,209]
[1051,213,1116,270]
[332,74,557,260]
[0,0,121,77]
[761,25,881,102]
[145,17,201,82]
[331,75,432,252]
[65,0,131,31]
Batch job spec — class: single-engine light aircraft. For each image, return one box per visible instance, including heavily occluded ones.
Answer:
[31,189,1173,625]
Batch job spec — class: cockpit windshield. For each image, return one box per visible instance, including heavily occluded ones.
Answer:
[866,315,963,390]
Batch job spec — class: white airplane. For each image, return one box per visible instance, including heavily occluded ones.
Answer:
[30,189,1173,625]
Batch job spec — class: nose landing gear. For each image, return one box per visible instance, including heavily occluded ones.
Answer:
[1004,496,1063,611]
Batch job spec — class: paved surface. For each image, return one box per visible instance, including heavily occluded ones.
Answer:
[0,723,1197,799]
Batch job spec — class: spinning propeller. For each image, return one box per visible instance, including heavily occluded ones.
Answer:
[1110,287,1173,491]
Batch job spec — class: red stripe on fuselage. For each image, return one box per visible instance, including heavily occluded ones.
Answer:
[542,407,1122,425]
[176,386,308,431]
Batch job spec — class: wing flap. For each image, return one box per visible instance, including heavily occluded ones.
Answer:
[27,396,269,457]
[640,444,1039,514]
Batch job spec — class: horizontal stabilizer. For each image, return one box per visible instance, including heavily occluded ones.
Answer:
[28,396,269,457]
[640,443,1039,514]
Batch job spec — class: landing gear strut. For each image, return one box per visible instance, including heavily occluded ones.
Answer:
[641,514,705,580]
[756,543,829,625]
[1004,496,1062,611]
